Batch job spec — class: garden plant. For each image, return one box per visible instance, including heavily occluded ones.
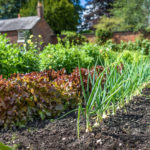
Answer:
[0,34,150,149]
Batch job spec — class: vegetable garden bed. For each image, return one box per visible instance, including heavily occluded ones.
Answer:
[0,34,150,150]
[0,86,149,150]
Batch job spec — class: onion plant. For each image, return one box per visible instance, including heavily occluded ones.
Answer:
[78,57,150,136]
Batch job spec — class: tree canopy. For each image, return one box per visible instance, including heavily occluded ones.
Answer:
[0,0,27,19]
[112,0,150,31]
[82,0,114,30]
[20,0,82,33]
[96,0,150,32]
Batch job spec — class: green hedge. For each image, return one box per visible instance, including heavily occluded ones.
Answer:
[60,31,88,46]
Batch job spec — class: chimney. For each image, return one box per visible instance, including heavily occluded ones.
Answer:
[37,1,44,18]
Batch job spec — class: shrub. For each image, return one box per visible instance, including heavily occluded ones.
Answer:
[103,40,118,51]
[118,39,150,55]
[39,43,101,73]
[79,30,94,34]
[99,49,117,64]
[117,50,147,64]
[39,40,149,74]
[16,48,40,73]
[0,35,40,77]
[139,39,150,55]
[0,35,20,77]
[95,16,123,33]
[95,16,122,44]
[61,31,88,46]
[96,29,112,44]
[99,38,150,55]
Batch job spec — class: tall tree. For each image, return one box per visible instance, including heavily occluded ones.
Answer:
[69,0,83,24]
[0,0,27,19]
[20,0,82,33]
[111,0,150,31]
[82,0,114,30]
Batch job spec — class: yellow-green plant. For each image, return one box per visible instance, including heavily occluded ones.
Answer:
[95,16,123,32]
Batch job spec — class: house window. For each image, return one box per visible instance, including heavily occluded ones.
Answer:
[18,30,25,43]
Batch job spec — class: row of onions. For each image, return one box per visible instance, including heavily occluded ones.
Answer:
[77,57,150,138]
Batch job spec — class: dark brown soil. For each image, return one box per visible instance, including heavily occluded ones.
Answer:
[0,87,150,150]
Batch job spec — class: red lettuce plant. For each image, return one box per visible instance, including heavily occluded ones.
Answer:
[0,66,106,127]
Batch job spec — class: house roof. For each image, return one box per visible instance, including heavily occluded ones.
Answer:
[0,16,41,32]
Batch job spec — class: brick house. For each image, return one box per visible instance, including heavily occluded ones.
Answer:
[0,2,54,45]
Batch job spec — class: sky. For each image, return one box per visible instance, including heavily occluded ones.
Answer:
[81,0,86,6]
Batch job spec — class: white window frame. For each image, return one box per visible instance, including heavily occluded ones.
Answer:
[17,30,26,43]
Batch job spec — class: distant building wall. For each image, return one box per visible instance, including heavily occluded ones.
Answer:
[112,32,142,43]
[31,18,54,45]
[50,32,150,44]
[83,34,96,43]
[0,19,54,45]
[1,31,18,43]
[83,32,150,44]
[1,31,150,45]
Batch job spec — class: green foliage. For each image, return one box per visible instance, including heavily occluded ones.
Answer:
[61,31,88,46]
[39,38,150,73]
[0,34,149,79]
[101,39,150,55]
[0,34,150,130]
[0,0,27,19]
[95,16,123,44]
[145,26,150,32]
[95,0,150,32]
[39,43,100,73]
[0,142,13,150]
[20,0,81,33]
[118,39,150,55]
[17,48,40,73]
[79,30,94,34]
[111,0,150,32]
[19,0,37,16]
[118,50,146,64]
[0,34,39,77]
[78,58,150,132]
[95,16,123,32]
[96,29,112,44]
